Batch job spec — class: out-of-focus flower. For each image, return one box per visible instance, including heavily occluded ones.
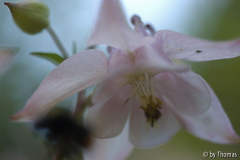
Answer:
[4,0,49,34]
[0,48,17,75]
[11,0,240,149]
[83,121,133,160]
[35,108,134,160]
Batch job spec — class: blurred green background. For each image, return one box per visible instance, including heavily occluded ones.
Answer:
[0,0,240,160]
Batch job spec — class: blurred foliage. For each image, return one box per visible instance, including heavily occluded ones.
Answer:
[30,52,64,65]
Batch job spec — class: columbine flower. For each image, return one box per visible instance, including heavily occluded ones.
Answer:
[85,0,240,147]
[12,0,240,148]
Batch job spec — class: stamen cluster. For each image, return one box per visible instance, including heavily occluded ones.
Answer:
[131,73,162,127]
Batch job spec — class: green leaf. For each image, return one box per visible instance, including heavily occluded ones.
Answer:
[72,41,77,54]
[30,52,65,65]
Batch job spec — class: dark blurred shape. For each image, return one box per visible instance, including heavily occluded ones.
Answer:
[35,108,91,159]
[195,50,202,53]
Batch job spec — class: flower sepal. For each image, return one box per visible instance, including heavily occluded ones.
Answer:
[5,0,50,34]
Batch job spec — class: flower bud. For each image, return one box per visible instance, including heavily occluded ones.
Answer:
[4,0,50,34]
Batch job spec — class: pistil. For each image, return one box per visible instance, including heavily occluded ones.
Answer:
[131,73,163,127]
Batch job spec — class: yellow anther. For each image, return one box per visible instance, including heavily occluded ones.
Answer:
[138,75,145,81]
[156,98,162,105]
[141,95,147,98]
[129,73,163,127]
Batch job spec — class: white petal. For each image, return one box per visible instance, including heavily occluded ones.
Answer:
[88,0,140,51]
[92,49,133,103]
[154,30,240,61]
[12,50,108,121]
[129,98,180,148]
[87,85,133,138]
[155,72,211,117]
[134,44,190,76]
[170,85,240,144]
[83,121,134,160]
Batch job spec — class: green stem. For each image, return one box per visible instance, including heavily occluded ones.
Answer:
[73,91,85,120]
[46,26,69,59]
[73,91,92,122]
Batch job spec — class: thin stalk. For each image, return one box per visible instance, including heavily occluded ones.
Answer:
[73,91,85,120]
[73,91,92,120]
[46,26,69,59]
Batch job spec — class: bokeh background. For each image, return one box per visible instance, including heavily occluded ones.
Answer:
[0,0,240,160]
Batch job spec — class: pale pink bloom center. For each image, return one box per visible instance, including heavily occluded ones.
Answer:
[127,72,162,127]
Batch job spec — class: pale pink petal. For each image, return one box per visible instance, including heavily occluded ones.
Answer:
[92,71,128,104]
[134,44,190,76]
[154,30,240,61]
[108,49,134,73]
[87,85,133,138]
[154,72,211,117]
[129,97,180,148]
[0,48,17,75]
[92,49,133,103]
[88,0,140,51]
[11,50,108,122]
[83,121,134,160]
[170,85,240,144]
